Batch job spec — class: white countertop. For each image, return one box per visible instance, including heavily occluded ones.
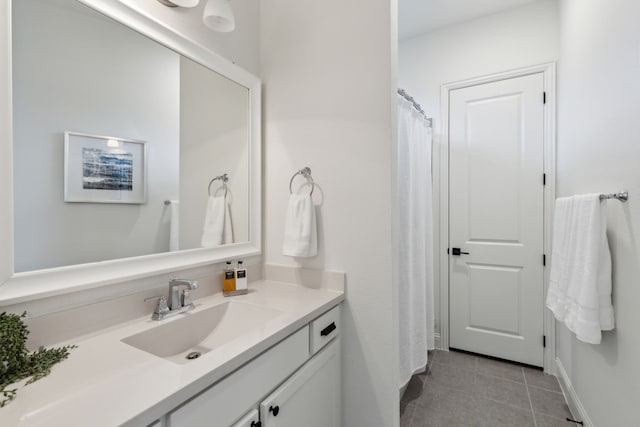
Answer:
[0,280,344,427]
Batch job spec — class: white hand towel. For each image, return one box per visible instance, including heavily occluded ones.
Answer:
[201,196,234,248]
[169,200,180,252]
[546,194,614,344]
[282,194,317,257]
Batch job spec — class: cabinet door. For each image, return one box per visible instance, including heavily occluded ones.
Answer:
[232,409,260,427]
[260,340,340,427]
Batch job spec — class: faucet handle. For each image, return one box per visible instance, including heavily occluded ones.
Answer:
[145,295,170,314]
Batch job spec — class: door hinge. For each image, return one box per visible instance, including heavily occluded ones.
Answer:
[447,248,450,255]
[543,254,546,266]
[543,91,547,104]
[543,335,546,348]
[543,173,546,186]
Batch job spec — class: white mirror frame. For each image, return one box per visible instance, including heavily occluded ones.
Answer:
[0,0,261,307]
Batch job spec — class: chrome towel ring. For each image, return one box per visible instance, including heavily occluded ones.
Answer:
[208,173,229,197]
[289,167,315,196]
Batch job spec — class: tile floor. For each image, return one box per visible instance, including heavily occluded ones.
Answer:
[401,350,575,427]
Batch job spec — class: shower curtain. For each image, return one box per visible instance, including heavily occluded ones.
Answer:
[397,95,434,390]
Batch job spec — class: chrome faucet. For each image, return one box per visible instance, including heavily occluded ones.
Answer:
[169,278,198,310]
[146,278,198,320]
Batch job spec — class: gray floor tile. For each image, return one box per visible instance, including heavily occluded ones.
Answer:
[422,360,477,395]
[476,356,525,383]
[475,373,531,410]
[473,397,535,427]
[400,401,416,427]
[402,375,426,405]
[401,349,572,427]
[535,412,574,427]
[523,367,561,392]
[528,386,572,419]
[432,349,477,372]
[412,383,475,427]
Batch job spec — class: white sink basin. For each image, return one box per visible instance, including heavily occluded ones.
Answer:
[122,300,283,364]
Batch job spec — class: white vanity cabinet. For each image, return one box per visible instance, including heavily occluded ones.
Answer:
[167,304,341,427]
[260,340,341,427]
[167,326,309,427]
[231,409,260,427]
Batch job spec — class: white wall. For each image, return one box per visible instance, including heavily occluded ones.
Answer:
[398,0,559,338]
[179,56,250,248]
[259,0,398,425]
[12,0,180,271]
[556,0,640,424]
[399,0,559,135]
[121,0,260,76]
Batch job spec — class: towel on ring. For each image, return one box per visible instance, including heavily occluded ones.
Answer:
[546,194,614,344]
[201,195,233,248]
[282,193,317,257]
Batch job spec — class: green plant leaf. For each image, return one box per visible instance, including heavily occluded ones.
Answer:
[0,312,76,407]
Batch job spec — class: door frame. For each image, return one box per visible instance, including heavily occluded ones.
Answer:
[438,63,557,373]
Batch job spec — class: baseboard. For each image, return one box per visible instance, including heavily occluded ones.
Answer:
[555,358,594,427]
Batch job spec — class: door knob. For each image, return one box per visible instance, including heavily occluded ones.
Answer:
[269,405,280,416]
[451,248,469,256]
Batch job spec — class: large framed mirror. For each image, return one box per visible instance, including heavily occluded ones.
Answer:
[0,0,261,305]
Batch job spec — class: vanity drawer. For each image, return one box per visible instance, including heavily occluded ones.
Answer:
[309,305,340,355]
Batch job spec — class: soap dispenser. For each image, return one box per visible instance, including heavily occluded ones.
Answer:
[235,260,248,295]
[223,261,236,296]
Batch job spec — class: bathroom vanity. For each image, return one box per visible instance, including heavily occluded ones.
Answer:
[0,280,343,426]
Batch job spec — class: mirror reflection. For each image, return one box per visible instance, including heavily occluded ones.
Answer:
[12,0,250,273]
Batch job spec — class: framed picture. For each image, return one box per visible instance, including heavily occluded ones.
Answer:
[64,131,147,204]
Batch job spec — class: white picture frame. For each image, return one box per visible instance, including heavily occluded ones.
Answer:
[64,131,147,204]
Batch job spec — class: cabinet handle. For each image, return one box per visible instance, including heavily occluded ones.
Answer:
[269,405,280,416]
[320,322,336,337]
[251,422,261,427]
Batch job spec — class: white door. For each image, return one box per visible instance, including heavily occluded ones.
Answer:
[449,73,545,366]
[260,341,340,427]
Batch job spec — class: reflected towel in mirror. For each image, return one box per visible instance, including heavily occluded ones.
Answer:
[169,200,180,252]
[201,196,233,247]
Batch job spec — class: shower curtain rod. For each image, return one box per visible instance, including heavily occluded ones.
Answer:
[397,88,432,126]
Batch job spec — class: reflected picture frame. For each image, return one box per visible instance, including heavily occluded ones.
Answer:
[64,131,147,204]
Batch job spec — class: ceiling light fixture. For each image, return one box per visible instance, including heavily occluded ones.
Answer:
[202,0,235,32]
[157,0,200,8]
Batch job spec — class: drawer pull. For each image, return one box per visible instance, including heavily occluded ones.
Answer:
[269,405,280,416]
[320,322,337,336]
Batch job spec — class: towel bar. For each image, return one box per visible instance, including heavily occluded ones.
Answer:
[289,167,315,196]
[599,190,628,202]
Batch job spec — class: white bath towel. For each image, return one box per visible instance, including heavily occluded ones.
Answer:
[201,195,233,248]
[546,194,614,344]
[169,200,180,252]
[282,194,317,257]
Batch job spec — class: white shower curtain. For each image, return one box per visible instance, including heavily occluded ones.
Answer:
[397,95,434,390]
